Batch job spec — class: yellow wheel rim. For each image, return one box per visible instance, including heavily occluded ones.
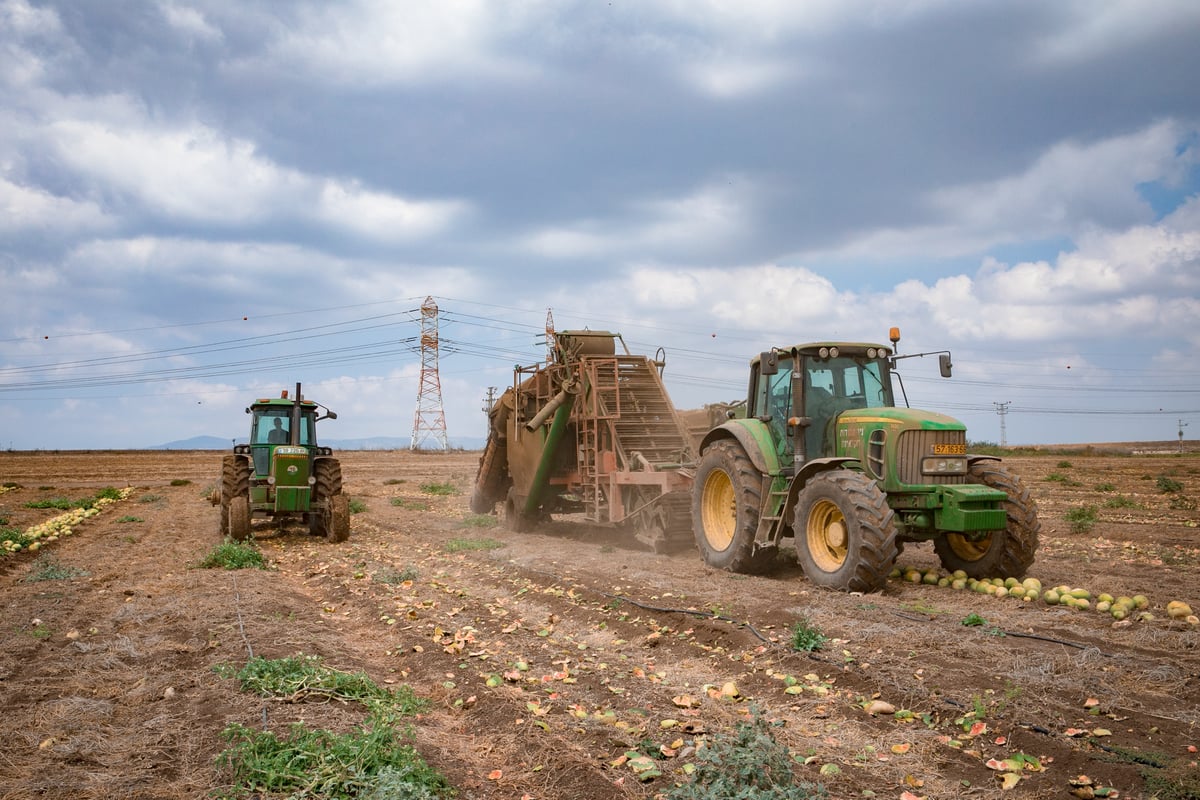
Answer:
[805,498,849,572]
[700,469,735,551]
[945,532,994,561]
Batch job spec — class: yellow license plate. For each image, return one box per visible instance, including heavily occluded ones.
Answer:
[933,443,966,455]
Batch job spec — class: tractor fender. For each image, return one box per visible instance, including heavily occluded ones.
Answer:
[699,419,781,476]
[967,454,1001,465]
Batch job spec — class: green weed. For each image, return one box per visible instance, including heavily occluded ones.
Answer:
[390,497,429,510]
[139,493,163,504]
[1103,495,1141,509]
[664,706,826,800]
[23,554,88,582]
[1065,505,1099,533]
[459,514,498,529]
[1157,476,1184,493]
[116,515,144,523]
[1094,482,1116,492]
[1056,460,1073,469]
[170,478,191,486]
[790,617,827,652]
[349,499,368,514]
[374,565,419,585]
[419,481,458,496]
[224,655,422,711]
[961,612,987,627]
[24,497,85,510]
[444,537,504,552]
[216,715,448,800]
[382,478,407,485]
[197,539,266,570]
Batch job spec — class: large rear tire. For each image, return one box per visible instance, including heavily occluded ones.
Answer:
[934,461,1038,579]
[310,459,344,538]
[691,440,775,574]
[793,470,897,592]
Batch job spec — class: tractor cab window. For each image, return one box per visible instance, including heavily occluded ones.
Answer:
[804,356,891,457]
[252,410,315,446]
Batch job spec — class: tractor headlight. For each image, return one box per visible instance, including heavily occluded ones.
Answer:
[922,457,968,476]
[267,476,276,485]
[308,476,316,485]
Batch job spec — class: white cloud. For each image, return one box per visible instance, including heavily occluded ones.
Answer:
[43,115,467,239]
[158,2,223,43]
[1033,0,1200,65]
[0,176,110,232]
[256,0,535,87]
[317,180,468,241]
[518,177,754,259]
[0,0,67,88]
[681,57,793,98]
[809,121,1194,261]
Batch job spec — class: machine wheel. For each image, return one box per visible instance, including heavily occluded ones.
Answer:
[228,496,251,542]
[934,461,1039,579]
[327,493,350,543]
[793,470,897,592]
[504,488,537,533]
[220,455,250,539]
[310,459,344,537]
[692,440,776,574]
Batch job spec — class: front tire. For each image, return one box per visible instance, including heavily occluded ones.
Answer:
[327,493,350,543]
[220,455,250,539]
[793,470,897,592]
[228,496,251,542]
[934,461,1038,579]
[691,440,775,573]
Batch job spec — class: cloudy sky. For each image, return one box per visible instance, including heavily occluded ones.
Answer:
[2,0,1199,450]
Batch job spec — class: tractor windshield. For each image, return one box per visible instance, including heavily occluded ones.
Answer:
[804,356,892,457]
[806,356,891,412]
[252,408,315,446]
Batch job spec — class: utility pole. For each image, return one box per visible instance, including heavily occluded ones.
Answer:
[482,387,497,436]
[545,308,556,364]
[1180,419,1189,454]
[411,296,450,451]
[993,401,1011,447]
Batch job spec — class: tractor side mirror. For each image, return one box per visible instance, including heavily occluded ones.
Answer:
[939,353,953,378]
[760,351,779,376]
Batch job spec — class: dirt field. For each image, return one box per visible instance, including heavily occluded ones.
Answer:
[1,449,1197,799]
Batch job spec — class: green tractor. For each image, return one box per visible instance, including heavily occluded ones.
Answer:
[217,383,349,542]
[692,329,1038,592]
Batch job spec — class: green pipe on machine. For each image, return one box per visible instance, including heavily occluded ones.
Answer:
[523,394,575,515]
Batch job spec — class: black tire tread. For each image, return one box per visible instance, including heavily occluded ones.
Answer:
[794,470,897,592]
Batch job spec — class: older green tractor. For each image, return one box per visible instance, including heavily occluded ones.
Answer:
[217,383,349,542]
[692,330,1038,592]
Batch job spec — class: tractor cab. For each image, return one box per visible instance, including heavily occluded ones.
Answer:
[751,343,895,468]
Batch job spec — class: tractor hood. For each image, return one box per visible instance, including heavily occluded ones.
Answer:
[839,406,966,432]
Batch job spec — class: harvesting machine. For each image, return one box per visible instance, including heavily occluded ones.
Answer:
[470,330,696,551]
[216,383,349,542]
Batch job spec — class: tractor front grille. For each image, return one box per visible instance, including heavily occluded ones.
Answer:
[896,430,968,485]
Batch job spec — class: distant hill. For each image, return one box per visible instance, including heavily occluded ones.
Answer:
[150,435,486,450]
